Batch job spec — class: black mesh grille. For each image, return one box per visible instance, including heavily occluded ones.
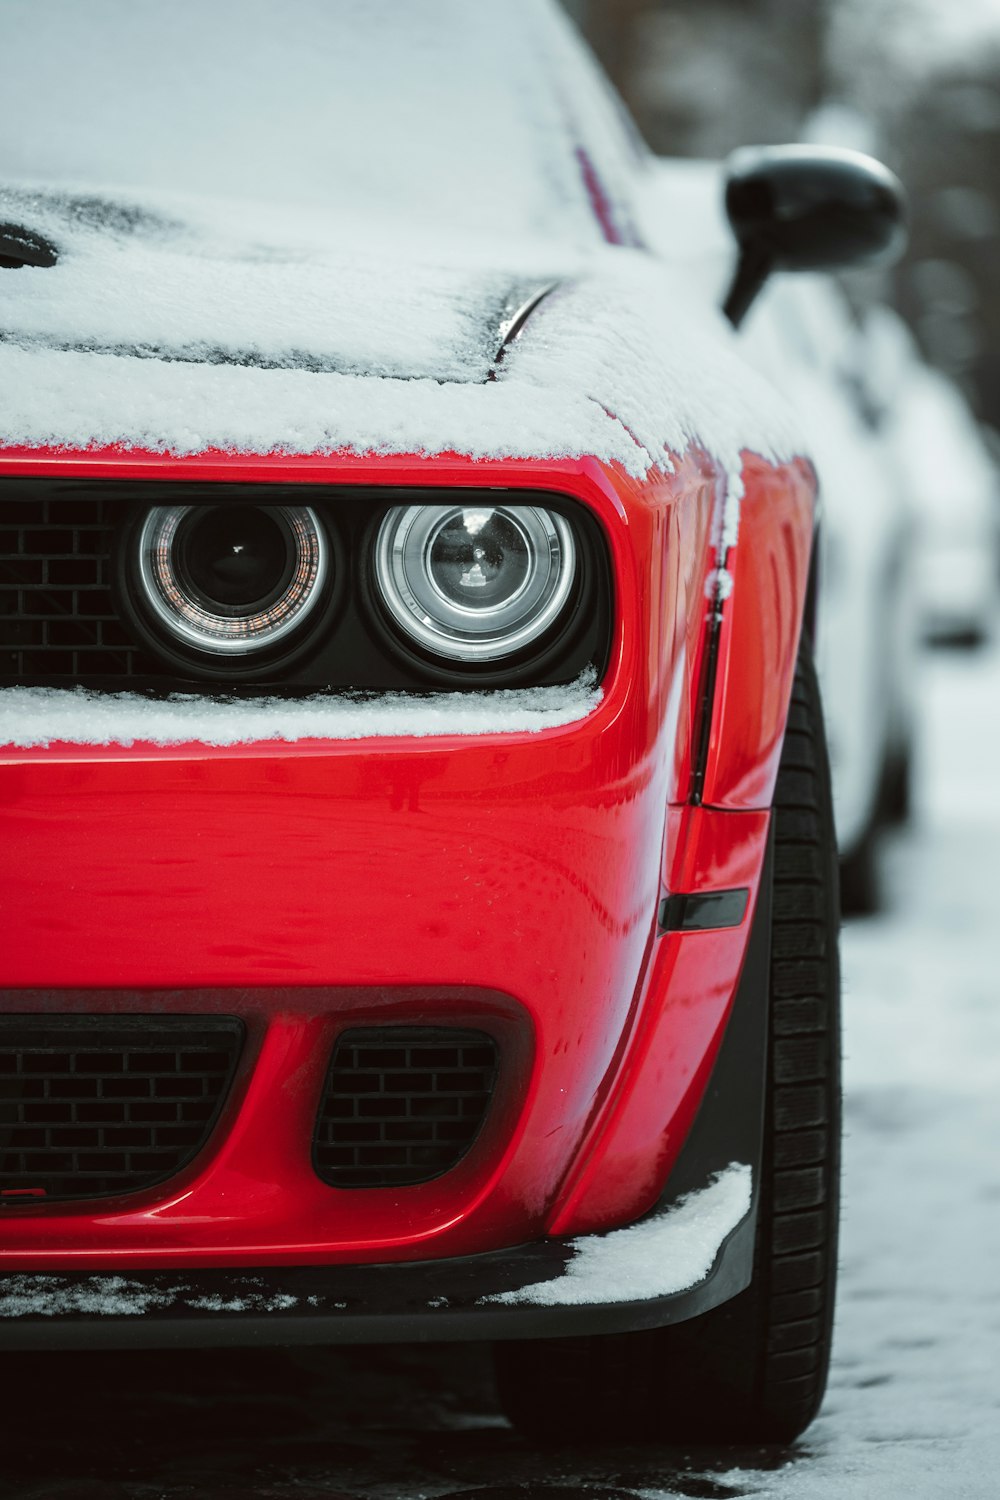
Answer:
[0,493,159,680]
[0,1017,244,1203]
[313,1027,499,1188]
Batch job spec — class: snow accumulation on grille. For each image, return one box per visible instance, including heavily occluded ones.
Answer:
[0,675,603,750]
[486,1162,752,1307]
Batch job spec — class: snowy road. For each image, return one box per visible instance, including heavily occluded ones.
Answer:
[3,645,999,1500]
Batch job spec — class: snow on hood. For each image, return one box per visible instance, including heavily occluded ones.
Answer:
[0,238,801,482]
[0,0,610,249]
[0,0,804,482]
[0,184,551,384]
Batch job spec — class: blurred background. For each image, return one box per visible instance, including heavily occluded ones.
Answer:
[563,0,1000,437]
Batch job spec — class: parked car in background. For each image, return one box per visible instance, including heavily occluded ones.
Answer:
[743,280,920,913]
[641,167,919,913]
[860,306,999,647]
[0,0,903,1444]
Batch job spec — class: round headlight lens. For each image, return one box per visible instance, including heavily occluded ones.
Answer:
[375,504,576,662]
[136,504,327,656]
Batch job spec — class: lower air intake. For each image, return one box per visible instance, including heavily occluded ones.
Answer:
[313,1026,499,1188]
[0,1016,243,1203]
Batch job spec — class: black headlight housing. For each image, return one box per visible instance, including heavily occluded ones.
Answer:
[1,480,613,694]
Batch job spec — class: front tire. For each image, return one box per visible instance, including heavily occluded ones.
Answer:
[494,645,842,1444]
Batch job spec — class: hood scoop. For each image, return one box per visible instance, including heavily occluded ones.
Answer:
[0,224,57,269]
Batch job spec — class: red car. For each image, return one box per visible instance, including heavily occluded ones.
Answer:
[0,0,903,1444]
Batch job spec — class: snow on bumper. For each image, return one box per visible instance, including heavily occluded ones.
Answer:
[0,1166,753,1349]
[0,676,603,750]
[486,1162,751,1307]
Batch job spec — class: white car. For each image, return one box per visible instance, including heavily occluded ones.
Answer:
[641,165,919,912]
[743,279,919,912]
[861,307,999,646]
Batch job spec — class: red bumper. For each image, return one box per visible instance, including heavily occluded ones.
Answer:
[0,448,809,1270]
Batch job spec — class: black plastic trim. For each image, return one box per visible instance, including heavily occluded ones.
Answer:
[1,479,613,694]
[689,590,724,806]
[657,887,749,933]
[0,224,58,270]
[490,283,558,373]
[803,520,821,649]
[0,1215,756,1351]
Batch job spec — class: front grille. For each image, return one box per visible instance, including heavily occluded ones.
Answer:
[0,1017,244,1203]
[0,492,161,679]
[313,1027,499,1188]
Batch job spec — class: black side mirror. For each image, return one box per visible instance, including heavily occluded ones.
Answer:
[722,145,907,328]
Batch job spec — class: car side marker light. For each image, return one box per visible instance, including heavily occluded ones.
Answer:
[658,889,750,933]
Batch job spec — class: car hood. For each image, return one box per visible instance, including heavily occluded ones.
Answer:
[0,182,805,486]
[0,184,558,385]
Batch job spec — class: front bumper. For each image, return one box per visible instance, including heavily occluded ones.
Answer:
[0,448,783,1267]
[0,864,770,1349]
[0,1214,755,1350]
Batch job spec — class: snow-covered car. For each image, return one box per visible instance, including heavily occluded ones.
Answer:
[0,0,903,1445]
[861,307,999,647]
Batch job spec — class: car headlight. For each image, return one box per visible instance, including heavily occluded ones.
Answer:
[373,504,576,662]
[134,503,328,657]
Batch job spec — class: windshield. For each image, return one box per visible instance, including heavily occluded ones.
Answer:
[0,0,638,251]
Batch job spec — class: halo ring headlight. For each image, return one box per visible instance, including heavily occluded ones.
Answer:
[375,504,576,663]
[136,503,327,657]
